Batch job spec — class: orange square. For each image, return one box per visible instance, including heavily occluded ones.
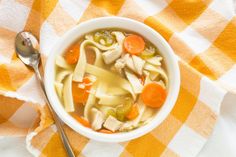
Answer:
[11,52,19,60]
[213,21,236,61]
[171,86,198,122]
[169,0,208,24]
[190,46,234,80]
[0,95,23,123]
[186,101,217,138]
[6,59,33,90]
[125,134,166,157]
[191,8,229,42]
[151,115,182,145]
[24,9,42,37]
[32,0,58,20]
[91,0,125,15]
[119,149,133,157]
[144,16,173,40]
[0,64,15,91]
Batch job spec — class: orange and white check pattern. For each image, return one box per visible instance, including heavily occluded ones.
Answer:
[0,0,235,157]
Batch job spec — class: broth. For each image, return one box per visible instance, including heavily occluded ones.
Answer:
[54,29,168,133]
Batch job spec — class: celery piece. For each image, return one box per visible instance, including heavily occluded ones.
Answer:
[93,30,115,46]
[116,98,133,121]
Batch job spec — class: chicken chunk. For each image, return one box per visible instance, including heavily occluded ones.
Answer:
[102,48,122,64]
[132,55,145,75]
[103,116,123,132]
[123,54,145,75]
[124,70,143,94]
[90,108,105,130]
[125,55,136,72]
[114,58,126,74]
[115,58,125,69]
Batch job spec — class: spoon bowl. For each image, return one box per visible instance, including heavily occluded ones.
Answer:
[15,31,40,67]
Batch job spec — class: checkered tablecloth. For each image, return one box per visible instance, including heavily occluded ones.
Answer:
[0,0,235,157]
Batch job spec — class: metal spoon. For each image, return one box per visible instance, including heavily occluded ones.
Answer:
[15,31,75,157]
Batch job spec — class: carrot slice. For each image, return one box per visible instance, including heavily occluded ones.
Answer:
[72,77,92,104]
[126,104,139,120]
[141,82,167,108]
[124,34,145,55]
[64,43,80,64]
[71,114,91,128]
[98,129,114,134]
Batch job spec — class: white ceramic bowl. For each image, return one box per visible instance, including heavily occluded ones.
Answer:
[45,17,180,143]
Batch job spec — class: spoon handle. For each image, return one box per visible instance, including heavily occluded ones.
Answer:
[33,66,75,157]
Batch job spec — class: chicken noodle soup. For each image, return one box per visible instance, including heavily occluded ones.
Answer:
[54,29,168,133]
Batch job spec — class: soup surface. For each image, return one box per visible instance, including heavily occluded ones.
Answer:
[54,29,168,133]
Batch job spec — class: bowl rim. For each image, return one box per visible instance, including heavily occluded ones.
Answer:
[44,17,180,143]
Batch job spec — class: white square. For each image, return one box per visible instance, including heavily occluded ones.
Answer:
[59,0,90,21]
[168,125,206,157]
[0,54,11,64]
[176,27,211,54]
[217,65,236,92]
[9,102,37,128]
[134,0,168,15]
[82,140,124,157]
[40,21,60,56]
[0,136,37,157]
[209,0,234,21]
[16,75,45,105]
[199,77,227,113]
[0,0,30,32]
